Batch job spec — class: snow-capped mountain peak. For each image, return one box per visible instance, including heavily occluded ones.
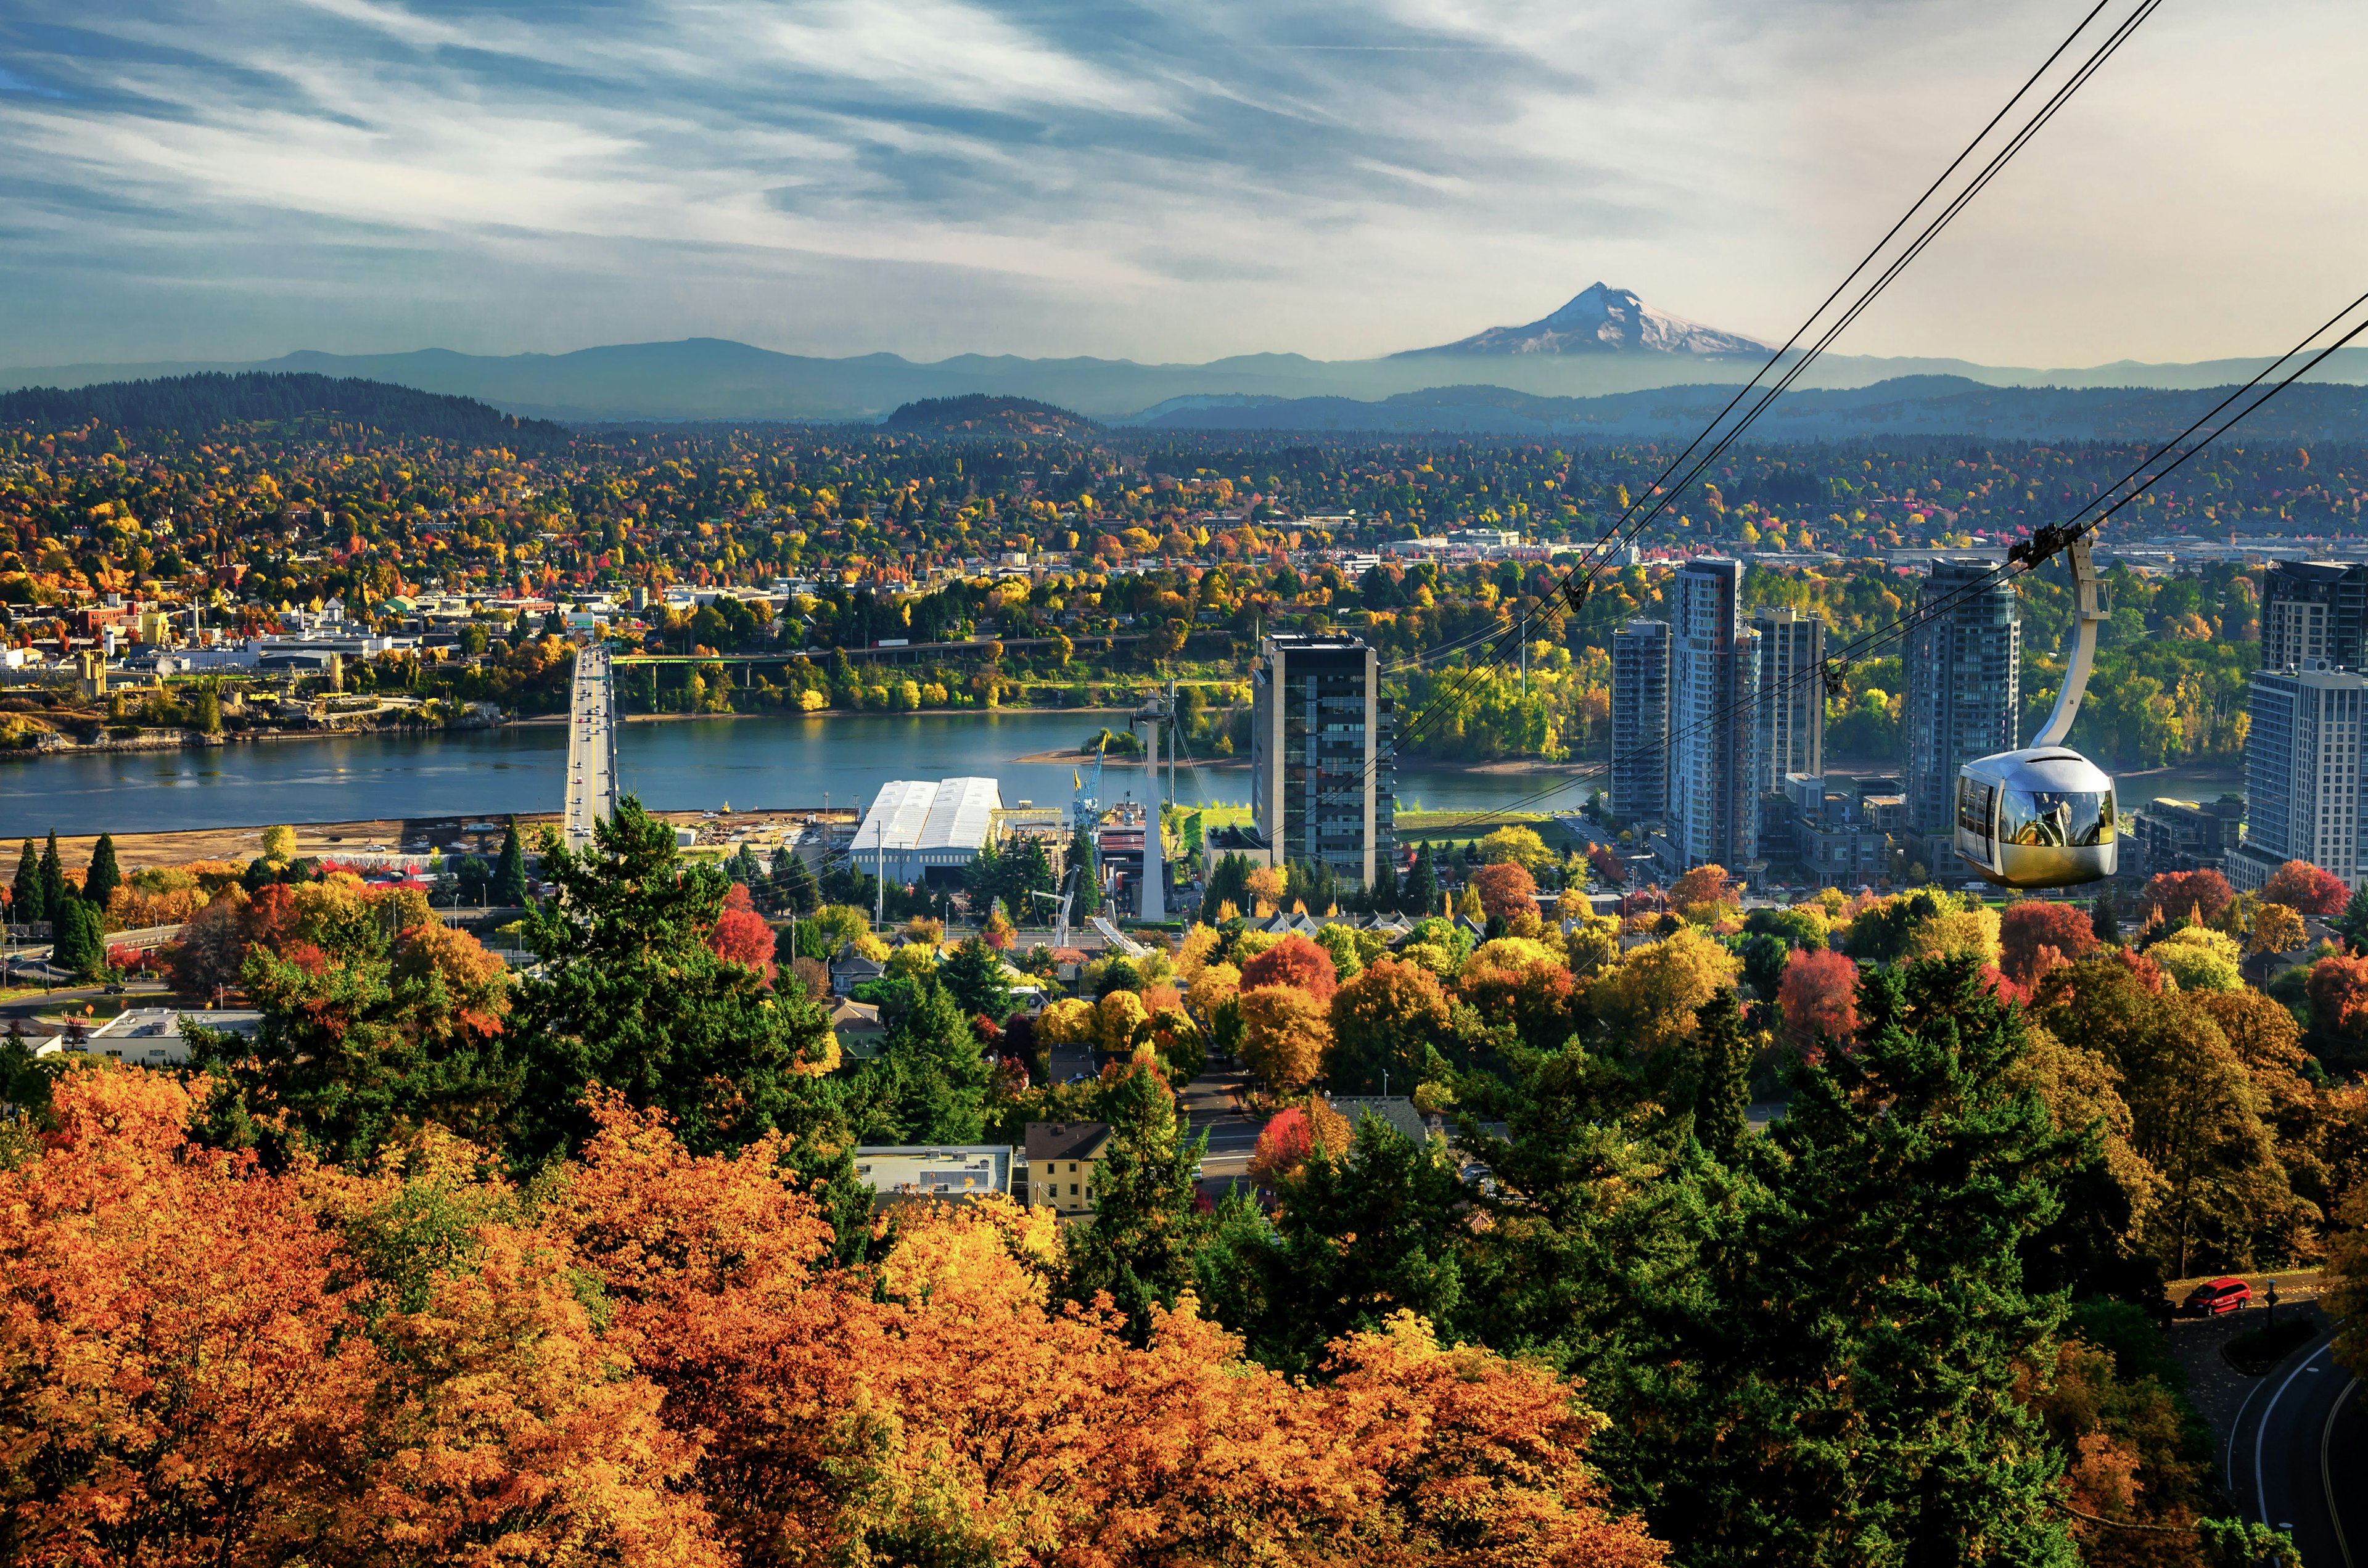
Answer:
[1399,283,1772,357]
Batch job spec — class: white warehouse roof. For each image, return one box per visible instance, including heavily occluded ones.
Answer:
[854,778,1002,861]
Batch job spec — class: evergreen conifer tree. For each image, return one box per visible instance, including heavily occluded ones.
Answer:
[1629,956,2082,1566]
[1065,1062,1211,1344]
[83,834,122,912]
[1402,842,1439,916]
[508,799,839,1164]
[1199,851,1251,924]
[939,935,1014,1022]
[865,976,992,1143]
[2090,887,2121,945]
[1691,988,1751,1164]
[12,839,42,924]
[492,818,530,906]
[38,833,64,921]
[52,898,104,980]
[773,846,820,914]
[2337,884,2368,956]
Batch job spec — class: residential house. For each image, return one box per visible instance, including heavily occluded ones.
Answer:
[1026,1121,1113,1215]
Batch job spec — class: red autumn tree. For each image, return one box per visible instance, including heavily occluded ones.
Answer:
[2141,868,2234,927]
[1778,946,1860,1057]
[2112,945,2171,994]
[1240,931,1340,1004]
[1999,899,2098,987]
[1469,860,1540,921]
[2308,953,2368,1041]
[2262,858,2350,917]
[709,881,777,982]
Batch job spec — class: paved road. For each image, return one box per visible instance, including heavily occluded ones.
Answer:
[2226,1317,2362,1568]
[564,642,619,851]
[1182,1062,1262,1187]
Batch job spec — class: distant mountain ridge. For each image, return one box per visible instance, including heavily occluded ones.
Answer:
[1122,376,2368,443]
[1397,282,1774,358]
[6,331,2367,425]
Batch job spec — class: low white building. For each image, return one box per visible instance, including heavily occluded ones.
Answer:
[853,778,1002,883]
[852,1145,1014,1209]
[40,1008,263,1068]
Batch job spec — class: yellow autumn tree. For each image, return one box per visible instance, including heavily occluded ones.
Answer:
[1590,926,1741,1056]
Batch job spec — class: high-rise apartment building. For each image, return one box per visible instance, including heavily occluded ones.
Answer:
[1668,558,1761,869]
[2229,663,2368,892]
[1610,618,1671,824]
[1750,605,1825,789]
[1249,632,1396,887]
[2261,560,2368,673]
[1905,560,2021,831]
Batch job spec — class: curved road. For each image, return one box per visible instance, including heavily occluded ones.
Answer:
[2229,1328,2362,1568]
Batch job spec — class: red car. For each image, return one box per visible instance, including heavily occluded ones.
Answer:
[2183,1277,2252,1316]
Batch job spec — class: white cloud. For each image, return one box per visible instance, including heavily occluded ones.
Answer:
[0,0,2361,366]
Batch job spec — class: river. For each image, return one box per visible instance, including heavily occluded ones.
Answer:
[1,711,1604,837]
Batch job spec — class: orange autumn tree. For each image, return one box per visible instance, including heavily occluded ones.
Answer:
[1468,860,1540,922]
[3,1075,1669,1568]
[0,1071,728,1568]
[0,1068,371,1564]
[1239,931,1340,1004]
[1239,985,1333,1093]
[543,1097,1667,1567]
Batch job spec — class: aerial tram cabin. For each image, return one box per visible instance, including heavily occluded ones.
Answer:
[1954,533,2118,890]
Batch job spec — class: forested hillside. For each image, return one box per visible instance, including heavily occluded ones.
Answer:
[0,372,569,446]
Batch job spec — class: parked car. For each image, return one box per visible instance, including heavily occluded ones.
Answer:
[2182,1277,2252,1316]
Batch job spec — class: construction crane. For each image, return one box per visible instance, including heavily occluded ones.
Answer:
[1030,868,1077,950]
[1072,734,1106,827]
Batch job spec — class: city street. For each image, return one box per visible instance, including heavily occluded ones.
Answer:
[2222,1313,2362,1568]
[1,980,176,1035]
[2169,1281,2362,1568]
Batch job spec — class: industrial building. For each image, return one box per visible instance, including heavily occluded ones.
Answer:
[852,776,1003,884]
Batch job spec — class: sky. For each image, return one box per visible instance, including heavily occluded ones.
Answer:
[2,0,2362,369]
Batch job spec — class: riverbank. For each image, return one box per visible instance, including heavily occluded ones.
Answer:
[8,704,1139,752]
[30,805,860,874]
[1,713,504,760]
